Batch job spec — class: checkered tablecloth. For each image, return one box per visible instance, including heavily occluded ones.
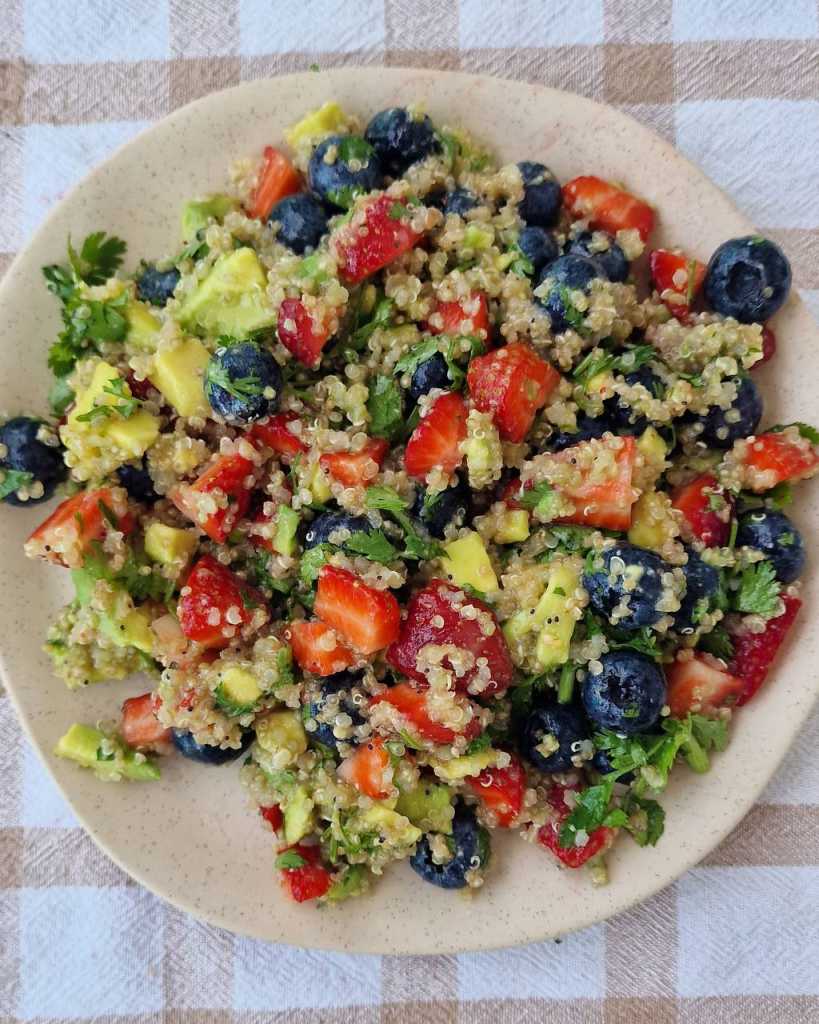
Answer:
[1,1,819,1021]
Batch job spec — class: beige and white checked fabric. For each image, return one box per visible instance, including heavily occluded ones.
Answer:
[1,1,819,1021]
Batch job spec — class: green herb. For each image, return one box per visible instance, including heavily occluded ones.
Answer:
[398,729,425,751]
[299,544,332,586]
[545,525,598,554]
[509,672,551,720]
[518,482,560,522]
[82,542,175,605]
[66,232,127,285]
[769,421,819,444]
[366,375,404,441]
[336,136,374,163]
[706,491,727,513]
[393,338,441,377]
[508,243,534,277]
[621,793,666,847]
[48,377,75,416]
[364,485,443,561]
[571,344,656,388]
[465,733,492,755]
[0,469,35,501]
[558,286,587,334]
[247,549,292,595]
[344,529,398,563]
[606,625,663,661]
[206,362,264,402]
[309,62,320,72]
[179,230,209,263]
[349,295,394,350]
[327,186,364,209]
[733,560,780,617]
[766,482,793,510]
[698,624,734,662]
[558,783,627,848]
[728,518,738,548]
[557,661,575,704]
[275,850,307,870]
[326,864,369,902]
[387,199,420,220]
[47,289,129,378]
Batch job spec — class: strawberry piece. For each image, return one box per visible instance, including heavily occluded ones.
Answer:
[731,431,819,492]
[563,175,655,242]
[465,753,526,827]
[670,473,734,547]
[649,248,706,319]
[387,579,514,697]
[467,342,561,443]
[247,146,301,221]
[248,412,309,461]
[666,652,744,717]
[758,326,777,365]
[731,593,802,705]
[370,681,480,744]
[278,844,333,903]
[332,194,424,284]
[177,555,266,649]
[338,736,393,799]
[550,435,639,531]
[119,692,171,751]
[260,804,283,830]
[171,453,256,544]
[429,292,490,338]
[538,784,616,868]
[319,437,388,488]
[500,475,524,510]
[277,297,332,368]
[25,486,132,568]
[314,565,401,654]
[403,391,468,480]
[288,620,357,676]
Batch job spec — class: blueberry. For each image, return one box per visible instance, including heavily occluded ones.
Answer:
[303,511,374,550]
[566,230,629,283]
[411,476,471,538]
[675,548,722,633]
[543,412,613,453]
[409,352,450,403]
[736,510,805,584]
[410,805,489,890]
[583,543,672,631]
[582,651,666,735]
[517,226,559,277]
[442,188,477,217]
[0,416,66,506]
[692,376,763,449]
[592,747,634,784]
[605,366,663,435]
[308,134,384,209]
[704,236,791,323]
[116,458,158,504]
[536,254,602,333]
[365,108,439,176]
[520,701,590,773]
[136,264,180,307]
[305,671,364,749]
[172,728,253,764]
[205,341,282,424]
[517,161,562,228]
[268,193,329,254]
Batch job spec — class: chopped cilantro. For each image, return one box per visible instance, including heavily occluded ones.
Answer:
[518,482,560,522]
[366,375,404,441]
[769,421,819,445]
[344,529,398,563]
[206,362,264,402]
[66,231,127,285]
[336,136,374,164]
[393,337,441,377]
[299,544,332,586]
[275,850,307,870]
[508,243,534,277]
[0,469,35,500]
[349,295,394,350]
[75,377,143,424]
[733,560,780,617]
[571,344,656,388]
[465,733,492,755]
[698,624,734,662]
[81,542,174,604]
[364,485,442,561]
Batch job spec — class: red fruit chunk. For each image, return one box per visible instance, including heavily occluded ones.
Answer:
[387,579,514,697]
[403,391,468,480]
[649,248,706,319]
[538,784,616,868]
[370,681,480,744]
[288,620,356,676]
[731,593,802,705]
[120,692,171,751]
[563,176,655,242]
[732,431,819,491]
[666,652,744,717]
[333,195,424,284]
[429,292,490,338]
[171,453,256,544]
[467,342,561,443]
[248,412,309,461]
[315,565,401,654]
[177,555,266,650]
[465,754,526,827]
[278,844,333,903]
[338,736,393,799]
[670,473,733,547]
[25,487,132,568]
[260,804,283,830]
[247,146,301,221]
[551,435,639,531]
[759,326,777,365]
[319,437,388,488]
[277,297,332,369]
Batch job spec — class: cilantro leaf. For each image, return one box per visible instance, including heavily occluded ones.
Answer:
[366,375,404,441]
[698,624,734,662]
[606,626,663,661]
[465,733,492,755]
[206,361,264,402]
[558,286,587,334]
[67,232,127,285]
[364,485,443,561]
[349,296,394,350]
[299,544,332,586]
[393,338,441,377]
[0,469,35,501]
[518,481,560,522]
[508,243,534,277]
[344,529,398,563]
[572,344,656,388]
[733,560,780,617]
[81,542,174,605]
[558,781,613,848]
[336,136,374,163]
[275,850,307,870]
[622,794,665,847]
[769,422,819,445]
[544,525,598,554]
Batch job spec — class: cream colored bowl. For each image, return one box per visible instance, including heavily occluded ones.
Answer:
[0,68,816,954]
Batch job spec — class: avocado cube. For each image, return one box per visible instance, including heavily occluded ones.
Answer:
[125,300,161,352]
[71,568,96,606]
[255,710,307,764]
[148,337,211,418]
[430,748,500,781]
[358,804,422,846]
[395,782,454,834]
[463,223,493,250]
[285,101,349,148]
[636,426,668,488]
[120,753,162,782]
[283,784,315,844]
[68,361,160,460]
[55,723,105,767]
[144,523,198,566]
[99,606,154,655]
[495,509,530,544]
[214,666,262,716]
[440,531,499,593]
[533,562,581,669]
[296,460,332,507]
[273,506,300,557]
[176,248,276,340]
[628,490,676,553]
[181,194,240,242]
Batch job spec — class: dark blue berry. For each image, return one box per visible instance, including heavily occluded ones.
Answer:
[116,458,158,504]
[303,511,374,550]
[305,671,364,749]
[692,376,763,448]
[543,413,613,453]
[566,230,629,283]
[308,135,384,209]
[605,366,663,435]
[704,236,791,323]
[536,254,602,333]
[736,510,805,584]
[675,548,722,634]
[136,265,180,307]
[409,352,450,403]
[268,193,329,254]
[0,416,66,506]
[520,701,590,773]
[592,747,634,784]
[365,108,439,176]
[172,728,253,764]
[205,341,282,424]
[443,188,478,217]
[581,651,666,735]
[411,476,471,538]
[517,161,562,228]
[517,226,559,277]
[583,543,672,631]
[410,805,489,890]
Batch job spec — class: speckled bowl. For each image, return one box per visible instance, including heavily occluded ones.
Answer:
[0,68,817,955]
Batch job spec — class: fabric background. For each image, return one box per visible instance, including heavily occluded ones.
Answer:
[1,1,819,1021]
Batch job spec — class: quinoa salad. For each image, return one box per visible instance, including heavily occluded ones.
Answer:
[5,100,817,905]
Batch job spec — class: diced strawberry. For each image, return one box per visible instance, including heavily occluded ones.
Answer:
[248,412,309,461]
[429,292,490,338]
[649,248,706,319]
[666,652,744,717]
[500,475,524,510]
[731,431,819,492]
[288,620,357,676]
[25,487,132,568]
[387,579,514,697]
[338,736,393,799]
[467,342,561,443]
[314,565,401,654]
[171,453,256,544]
[332,194,424,284]
[319,437,388,488]
[247,146,301,221]
[277,297,332,369]
[670,473,734,547]
[370,681,480,744]
[731,593,802,705]
[403,391,468,480]
[465,753,526,827]
[550,435,639,531]
[278,844,333,903]
[758,326,777,365]
[538,784,616,868]
[125,371,158,402]
[260,804,283,830]
[177,555,266,649]
[563,175,655,242]
[119,692,171,751]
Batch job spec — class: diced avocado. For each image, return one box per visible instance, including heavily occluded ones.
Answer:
[176,248,276,340]
[273,506,300,557]
[381,324,419,349]
[628,490,677,553]
[430,747,500,781]
[395,782,454,834]
[67,361,160,461]
[495,509,530,544]
[358,804,423,847]
[255,710,307,764]
[464,434,494,488]
[181,194,240,242]
[296,459,332,507]
[462,223,493,250]
[125,300,161,352]
[214,666,263,716]
[326,864,370,903]
[99,606,154,656]
[440,531,498,593]
[148,337,211,418]
[46,603,145,689]
[55,723,104,765]
[55,723,160,782]
[285,101,349,148]
[585,371,615,403]
[636,426,669,488]
[144,522,198,566]
[71,568,96,606]
[283,784,315,844]
[503,560,581,669]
